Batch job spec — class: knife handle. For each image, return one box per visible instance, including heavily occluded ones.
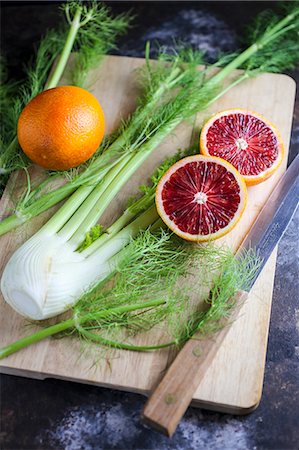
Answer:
[142,289,248,437]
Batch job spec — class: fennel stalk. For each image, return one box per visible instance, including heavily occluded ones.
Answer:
[1,4,298,236]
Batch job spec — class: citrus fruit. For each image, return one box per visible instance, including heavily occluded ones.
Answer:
[17,86,105,170]
[156,155,247,242]
[200,109,284,185]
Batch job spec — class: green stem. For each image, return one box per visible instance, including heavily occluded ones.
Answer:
[82,194,160,258]
[25,173,61,204]
[78,327,174,351]
[88,204,159,264]
[0,182,75,236]
[45,8,82,89]
[207,44,259,87]
[41,184,96,235]
[97,65,183,159]
[81,209,134,256]
[59,154,131,243]
[0,299,167,359]
[205,72,250,107]
[261,23,296,46]
[81,193,155,257]
[0,318,75,360]
[263,11,299,38]
[0,163,109,236]
[72,116,180,248]
[0,213,26,235]
[70,154,148,247]
[129,191,156,215]
[208,13,297,87]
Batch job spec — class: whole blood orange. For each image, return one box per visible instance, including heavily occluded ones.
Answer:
[200,109,284,185]
[156,155,247,242]
[17,86,105,170]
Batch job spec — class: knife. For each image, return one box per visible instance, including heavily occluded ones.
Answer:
[142,154,299,437]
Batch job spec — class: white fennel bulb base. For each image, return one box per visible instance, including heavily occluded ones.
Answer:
[1,205,158,320]
[1,231,112,320]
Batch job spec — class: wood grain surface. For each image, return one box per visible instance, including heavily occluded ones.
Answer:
[142,290,249,436]
[0,55,296,413]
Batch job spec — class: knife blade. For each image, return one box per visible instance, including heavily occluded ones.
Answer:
[237,153,299,290]
[142,154,299,437]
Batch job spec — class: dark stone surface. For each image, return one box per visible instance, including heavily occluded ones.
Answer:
[0,2,298,449]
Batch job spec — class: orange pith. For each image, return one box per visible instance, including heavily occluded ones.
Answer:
[156,155,247,242]
[17,86,105,170]
[200,109,284,186]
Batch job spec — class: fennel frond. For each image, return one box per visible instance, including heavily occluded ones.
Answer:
[69,1,132,87]
[0,227,261,359]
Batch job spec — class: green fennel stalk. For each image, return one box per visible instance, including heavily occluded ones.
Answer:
[1,4,298,236]
[0,299,168,359]
[44,7,82,90]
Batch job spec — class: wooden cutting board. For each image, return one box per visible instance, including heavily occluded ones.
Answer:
[0,56,296,413]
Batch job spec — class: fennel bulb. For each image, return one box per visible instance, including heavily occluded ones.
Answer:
[1,230,110,320]
[1,204,158,320]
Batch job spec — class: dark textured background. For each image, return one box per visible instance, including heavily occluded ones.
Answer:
[1,2,299,449]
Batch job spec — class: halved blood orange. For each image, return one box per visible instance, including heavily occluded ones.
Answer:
[156,155,247,242]
[200,109,284,185]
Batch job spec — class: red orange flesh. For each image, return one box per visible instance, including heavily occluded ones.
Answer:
[156,155,247,242]
[200,109,284,185]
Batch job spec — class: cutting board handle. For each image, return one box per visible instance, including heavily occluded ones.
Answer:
[141,289,248,437]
